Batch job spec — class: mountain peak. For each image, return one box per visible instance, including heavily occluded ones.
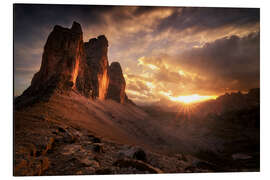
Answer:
[71,21,82,34]
[16,22,131,109]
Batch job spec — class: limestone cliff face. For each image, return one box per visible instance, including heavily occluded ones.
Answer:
[28,22,84,96]
[18,22,132,105]
[106,62,126,103]
[83,35,109,100]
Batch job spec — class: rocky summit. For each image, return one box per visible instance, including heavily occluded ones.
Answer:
[16,21,129,107]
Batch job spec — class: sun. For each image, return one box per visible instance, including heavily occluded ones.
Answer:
[169,94,217,104]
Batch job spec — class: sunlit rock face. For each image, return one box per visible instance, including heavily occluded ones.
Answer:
[17,22,132,106]
[83,35,109,100]
[28,21,84,95]
[106,62,126,104]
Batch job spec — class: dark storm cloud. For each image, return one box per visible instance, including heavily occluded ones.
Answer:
[156,7,259,34]
[14,4,118,44]
[179,32,260,86]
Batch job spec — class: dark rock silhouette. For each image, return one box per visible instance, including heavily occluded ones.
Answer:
[209,88,260,115]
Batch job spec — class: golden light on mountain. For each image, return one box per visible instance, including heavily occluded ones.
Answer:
[160,91,217,104]
[170,94,217,104]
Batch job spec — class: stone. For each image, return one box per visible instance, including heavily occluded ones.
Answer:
[80,158,100,168]
[95,168,113,174]
[93,143,104,153]
[118,146,147,162]
[106,62,126,104]
[113,158,163,173]
[133,149,147,162]
[61,144,82,155]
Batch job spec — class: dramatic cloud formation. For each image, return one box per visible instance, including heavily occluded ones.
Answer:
[14,5,260,104]
[137,32,259,99]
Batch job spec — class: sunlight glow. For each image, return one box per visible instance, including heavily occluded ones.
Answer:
[178,70,185,76]
[159,91,217,104]
[147,64,159,70]
[146,82,155,89]
[169,94,217,104]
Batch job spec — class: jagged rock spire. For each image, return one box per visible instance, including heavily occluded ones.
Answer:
[71,21,82,34]
[17,22,131,106]
[106,62,126,103]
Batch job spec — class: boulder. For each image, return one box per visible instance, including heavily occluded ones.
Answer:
[118,146,147,162]
[93,143,105,153]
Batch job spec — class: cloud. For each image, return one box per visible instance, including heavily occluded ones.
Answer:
[136,32,260,99]
[177,32,260,89]
[156,7,259,34]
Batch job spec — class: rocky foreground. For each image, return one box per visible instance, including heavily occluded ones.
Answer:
[14,92,260,176]
[15,91,228,176]
[14,111,202,175]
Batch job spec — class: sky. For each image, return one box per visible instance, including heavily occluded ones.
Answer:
[14,4,260,104]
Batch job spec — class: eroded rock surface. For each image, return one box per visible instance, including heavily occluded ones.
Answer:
[76,35,110,100]
[14,107,215,176]
[28,21,84,95]
[16,22,131,107]
[106,62,126,103]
